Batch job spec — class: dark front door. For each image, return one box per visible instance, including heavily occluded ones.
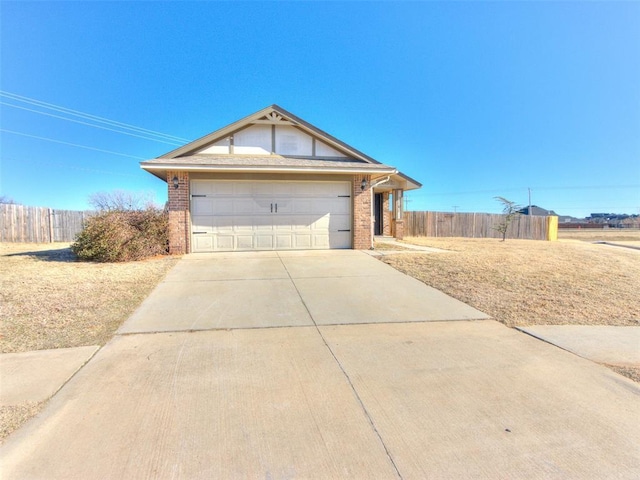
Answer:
[374,193,382,236]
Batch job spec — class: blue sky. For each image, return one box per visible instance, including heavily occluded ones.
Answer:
[1,1,638,217]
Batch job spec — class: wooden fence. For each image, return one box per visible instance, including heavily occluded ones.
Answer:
[0,204,91,243]
[405,211,551,240]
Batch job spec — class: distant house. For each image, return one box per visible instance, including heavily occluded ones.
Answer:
[518,205,558,216]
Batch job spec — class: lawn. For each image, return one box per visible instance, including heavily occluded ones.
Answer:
[379,234,640,382]
[381,235,640,328]
[0,242,178,440]
[0,243,178,353]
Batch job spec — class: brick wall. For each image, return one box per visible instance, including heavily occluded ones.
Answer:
[167,171,190,254]
[353,174,372,249]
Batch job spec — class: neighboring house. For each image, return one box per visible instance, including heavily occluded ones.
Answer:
[518,205,558,216]
[141,105,421,253]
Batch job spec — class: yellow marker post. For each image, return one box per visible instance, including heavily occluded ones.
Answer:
[547,216,558,241]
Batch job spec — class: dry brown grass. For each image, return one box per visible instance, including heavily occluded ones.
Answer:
[0,401,45,441]
[558,228,640,243]
[0,243,179,353]
[606,365,640,383]
[383,237,640,328]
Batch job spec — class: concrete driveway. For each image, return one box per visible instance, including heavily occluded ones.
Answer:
[2,251,639,479]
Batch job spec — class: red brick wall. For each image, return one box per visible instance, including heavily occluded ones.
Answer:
[167,171,190,254]
[353,174,372,249]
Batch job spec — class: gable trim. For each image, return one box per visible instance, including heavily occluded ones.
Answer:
[159,104,382,164]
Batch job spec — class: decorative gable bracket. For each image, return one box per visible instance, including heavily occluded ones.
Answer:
[251,111,298,126]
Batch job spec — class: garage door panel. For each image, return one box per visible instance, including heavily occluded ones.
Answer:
[192,235,214,252]
[212,217,234,233]
[327,198,351,214]
[253,216,275,231]
[292,217,314,230]
[255,235,274,249]
[313,234,330,248]
[293,234,313,249]
[213,199,234,215]
[329,232,351,248]
[328,214,351,230]
[293,199,314,214]
[192,198,215,216]
[190,180,352,252]
[235,235,254,250]
[233,183,253,195]
[233,199,255,215]
[191,215,214,233]
[276,234,293,249]
[253,198,272,214]
[273,198,293,214]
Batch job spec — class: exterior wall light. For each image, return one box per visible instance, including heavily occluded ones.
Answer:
[361,178,367,191]
[172,176,179,189]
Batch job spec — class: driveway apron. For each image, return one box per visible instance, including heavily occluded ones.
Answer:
[2,251,638,479]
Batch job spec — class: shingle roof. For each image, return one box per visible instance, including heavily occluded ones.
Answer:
[142,154,393,170]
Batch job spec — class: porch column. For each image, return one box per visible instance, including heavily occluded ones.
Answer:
[353,174,372,249]
[392,189,404,240]
[167,171,190,254]
[382,192,391,236]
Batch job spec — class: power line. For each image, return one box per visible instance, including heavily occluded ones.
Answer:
[0,90,189,143]
[0,129,146,160]
[0,102,182,146]
[0,157,140,178]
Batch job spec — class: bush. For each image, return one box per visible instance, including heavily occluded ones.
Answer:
[72,208,169,262]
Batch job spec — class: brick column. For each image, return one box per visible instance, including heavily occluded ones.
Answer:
[382,192,391,236]
[353,174,372,249]
[167,171,190,254]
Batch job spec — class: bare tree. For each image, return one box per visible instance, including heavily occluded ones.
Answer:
[0,195,16,204]
[88,190,156,211]
[493,196,522,241]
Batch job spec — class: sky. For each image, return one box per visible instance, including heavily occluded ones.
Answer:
[1,0,639,218]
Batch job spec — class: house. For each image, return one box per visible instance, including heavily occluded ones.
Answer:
[141,105,421,253]
[518,205,558,216]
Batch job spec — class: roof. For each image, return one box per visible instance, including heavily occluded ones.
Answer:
[141,154,397,174]
[518,205,558,216]
[141,104,422,190]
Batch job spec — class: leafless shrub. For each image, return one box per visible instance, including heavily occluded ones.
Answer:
[88,190,157,212]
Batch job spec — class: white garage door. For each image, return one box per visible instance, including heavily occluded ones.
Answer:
[190,180,352,252]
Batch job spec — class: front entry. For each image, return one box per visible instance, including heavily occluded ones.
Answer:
[374,193,383,236]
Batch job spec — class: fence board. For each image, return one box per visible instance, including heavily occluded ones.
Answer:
[405,211,550,240]
[0,204,91,243]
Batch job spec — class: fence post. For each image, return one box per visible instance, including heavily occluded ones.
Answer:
[48,208,54,243]
[435,212,438,237]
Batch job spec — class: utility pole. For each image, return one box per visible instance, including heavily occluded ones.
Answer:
[404,196,411,211]
[528,187,532,215]
[453,205,459,213]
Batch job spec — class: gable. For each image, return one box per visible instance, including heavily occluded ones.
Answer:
[143,104,422,190]
[160,105,377,162]
[196,124,346,157]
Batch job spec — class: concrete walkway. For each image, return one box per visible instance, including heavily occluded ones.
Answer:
[2,251,639,479]
[518,325,640,366]
[0,346,98,405]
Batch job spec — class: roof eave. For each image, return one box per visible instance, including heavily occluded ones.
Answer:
[141,163,397,180]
